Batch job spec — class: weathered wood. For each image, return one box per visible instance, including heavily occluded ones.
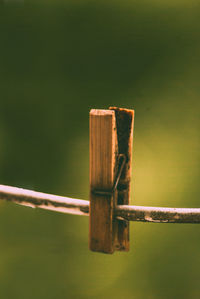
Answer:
[89,109,118,253]
[109,107,134,251]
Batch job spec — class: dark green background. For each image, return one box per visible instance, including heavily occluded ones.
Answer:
[0,1,200,298]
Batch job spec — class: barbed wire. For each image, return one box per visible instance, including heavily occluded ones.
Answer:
[0,184,200,223]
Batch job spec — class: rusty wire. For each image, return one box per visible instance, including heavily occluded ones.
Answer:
[0,184,200,224]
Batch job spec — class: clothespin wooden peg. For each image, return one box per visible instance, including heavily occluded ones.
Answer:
[89,107,134,254]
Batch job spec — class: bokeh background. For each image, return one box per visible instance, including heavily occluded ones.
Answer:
[0,1,200,298]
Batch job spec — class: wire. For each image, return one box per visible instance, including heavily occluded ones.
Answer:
[0,184,200,224]
[116,205,200,223]
[0,185,89,216]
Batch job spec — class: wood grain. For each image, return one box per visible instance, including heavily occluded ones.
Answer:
[89,109,118,253]
[109,107,134,251]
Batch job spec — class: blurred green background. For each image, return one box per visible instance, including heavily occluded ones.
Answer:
[0,0,200,298]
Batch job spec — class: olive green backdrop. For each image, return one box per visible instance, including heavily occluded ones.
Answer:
[0,1,200,298]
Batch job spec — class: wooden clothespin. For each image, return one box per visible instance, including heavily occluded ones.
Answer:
[89,107,134,254]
